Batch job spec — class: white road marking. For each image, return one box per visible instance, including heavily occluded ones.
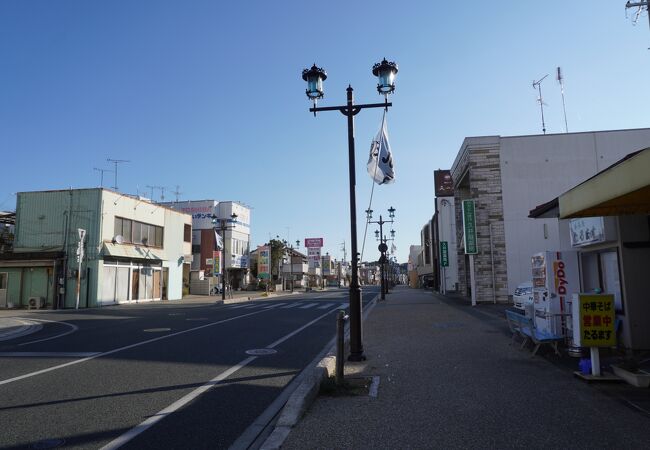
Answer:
[338,302,348,309]
[0,352,100,358]
[16,318,78,347]
[280,303,301,309]
[244,304,262,309]
[262,303,285,309]
[228,304,254,309]
[0,308,271,387]
[299,303,318,309]
[317,303,334,309]
[100,304,343,450]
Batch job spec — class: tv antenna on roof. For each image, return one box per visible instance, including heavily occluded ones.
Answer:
[172,185,182,202]
[626,1,650,47]
[532,74,549,134]
[106,158,130,191]
[556,67,569,133]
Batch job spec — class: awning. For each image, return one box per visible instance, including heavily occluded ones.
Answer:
[559,148,650,219]
[102,243,163,261]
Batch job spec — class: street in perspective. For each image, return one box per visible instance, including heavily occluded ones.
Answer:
[2,2,650,449]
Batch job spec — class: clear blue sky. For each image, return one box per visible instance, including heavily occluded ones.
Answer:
[2,1,650,263]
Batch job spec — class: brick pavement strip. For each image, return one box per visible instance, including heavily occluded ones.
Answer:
[281,286,650,449]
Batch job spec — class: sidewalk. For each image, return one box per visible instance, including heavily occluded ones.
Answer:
[280,286,650,449]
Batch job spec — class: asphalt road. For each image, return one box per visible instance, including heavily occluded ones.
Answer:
[0,287,379,449]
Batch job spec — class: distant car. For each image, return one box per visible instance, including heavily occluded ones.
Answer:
[513,281,533,310]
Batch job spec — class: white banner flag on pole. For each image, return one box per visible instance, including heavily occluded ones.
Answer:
[367,112,395,185]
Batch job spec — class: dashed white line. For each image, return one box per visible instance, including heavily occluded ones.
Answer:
[299,303,318,309]
[100,304,343,449]
[0,308,271,387]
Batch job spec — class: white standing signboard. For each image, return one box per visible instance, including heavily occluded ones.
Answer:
[75,228,86,309]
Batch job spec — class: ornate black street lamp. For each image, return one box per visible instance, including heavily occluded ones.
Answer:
[211,212,238,301]
[303,60,398,361]
[368,207,396,300]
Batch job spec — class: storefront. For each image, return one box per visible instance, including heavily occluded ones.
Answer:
[101,259,167,304]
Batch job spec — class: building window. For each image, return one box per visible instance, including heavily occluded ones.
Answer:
[0,273,7,289]
[184,224,191,243]
[114,217,164,248]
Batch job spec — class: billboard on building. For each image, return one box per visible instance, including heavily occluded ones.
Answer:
[434,170,454,197]
[305,238,324,248]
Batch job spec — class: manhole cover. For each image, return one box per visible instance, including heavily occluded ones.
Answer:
[30,439,65,449]
[431,322,464,329]
[245,348,277,356]
[143,328,171,332]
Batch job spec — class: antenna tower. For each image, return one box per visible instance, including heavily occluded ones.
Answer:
[106,158,130,191]
[172,185,182,202]
[532,74,549,134]
[145,185,166,202]
[556,67,569,133]
[93,167,113,188]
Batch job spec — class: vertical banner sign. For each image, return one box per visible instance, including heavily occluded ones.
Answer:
[575,294,616,347]
[212,251,221,276]
[258,246,270,279]
[440,241,449,267]
[462,200,478,254]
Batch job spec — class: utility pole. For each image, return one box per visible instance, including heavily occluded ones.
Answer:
[106,159,130,191]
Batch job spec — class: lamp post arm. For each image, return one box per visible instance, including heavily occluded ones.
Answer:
[309,101,391,116]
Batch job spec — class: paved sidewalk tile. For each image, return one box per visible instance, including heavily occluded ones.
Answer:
[283,286,650,449]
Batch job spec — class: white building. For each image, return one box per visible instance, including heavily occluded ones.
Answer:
[164,200,251,290]
[0,188,191,308]
[449,127,650,304]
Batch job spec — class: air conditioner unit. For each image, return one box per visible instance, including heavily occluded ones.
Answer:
[28,296,46,309]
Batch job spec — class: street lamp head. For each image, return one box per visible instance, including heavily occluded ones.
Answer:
[296,239,300,248]
[388,206,396,218]
[374,230,380,239]
[302,64,327,101]
[211,214,217,225]
[372,58,398,95]
[230,213,238,221]
[390,229,395,238]
[365,208,373,220]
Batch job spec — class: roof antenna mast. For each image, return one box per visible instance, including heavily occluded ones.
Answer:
[556,67,569,133]
[532,74,549,134]
[626,1,650,48]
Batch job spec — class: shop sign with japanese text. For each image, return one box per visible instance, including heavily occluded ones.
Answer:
[575,294,616,347]
[258,246,270,279]
[462,200,478,254]
[440,241,449,267]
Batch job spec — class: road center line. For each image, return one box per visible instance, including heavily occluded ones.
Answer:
[99,304,343,450]
[0,308,271,387]
[0,352,100,357]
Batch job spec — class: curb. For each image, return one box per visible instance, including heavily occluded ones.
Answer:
[260,294,379,450]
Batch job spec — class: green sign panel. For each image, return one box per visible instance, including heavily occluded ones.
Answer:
[440,241,449,267]
[462,200,478,254]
